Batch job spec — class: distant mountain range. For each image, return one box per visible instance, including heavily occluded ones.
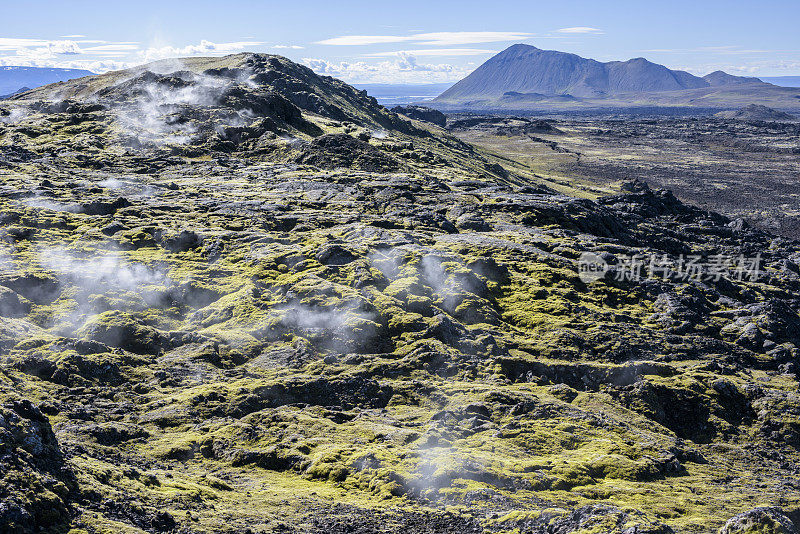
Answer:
[4,57,799,112]
[0,66,93,97]
[352,83,454,105]
[432,44,800,111]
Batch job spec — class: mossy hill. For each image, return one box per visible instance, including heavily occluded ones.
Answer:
[0,53,799,534]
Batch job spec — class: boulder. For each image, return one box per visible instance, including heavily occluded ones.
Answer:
[0,286,30,317]
[391,105,447,128]
[316,243,358,265]
[77,310,164,354]
[719,507,797,534]
[0,399,75,533]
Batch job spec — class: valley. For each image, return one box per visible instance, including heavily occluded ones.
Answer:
[448,113,800,238]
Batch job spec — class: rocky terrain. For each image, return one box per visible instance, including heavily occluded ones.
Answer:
[449,113,800,239]
[0,53,799,534]
[392,106,447,128]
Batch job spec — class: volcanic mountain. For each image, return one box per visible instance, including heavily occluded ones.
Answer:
[3,53,498,176]
[433,44,800,110]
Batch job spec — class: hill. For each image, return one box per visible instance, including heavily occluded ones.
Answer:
[0,66,93,97]
[433,44,800,111]
[3,53,499,177]
[703,70,765,87]
[0,53,799,533]
[715,103,797,121]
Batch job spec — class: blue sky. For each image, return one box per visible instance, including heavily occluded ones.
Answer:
[1,0,799,82]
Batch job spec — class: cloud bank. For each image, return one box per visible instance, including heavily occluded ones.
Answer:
[0,38,269,72]
[363,48,497,57]
[316,31,533,46]
[303,52,474,84]
[556,27,604,34]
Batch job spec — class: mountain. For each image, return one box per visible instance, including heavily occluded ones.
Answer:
[3,52,800,534]
[437,44,720,100]
[0,66,93,97]
[433,44,800,111]
[2,53,500,176]
[0,86,31,99]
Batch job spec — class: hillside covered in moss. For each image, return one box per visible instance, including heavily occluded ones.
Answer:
[0,53,799,534]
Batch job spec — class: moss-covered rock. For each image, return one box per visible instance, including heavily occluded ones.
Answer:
[0,397,75,534]
[0,52,798,534]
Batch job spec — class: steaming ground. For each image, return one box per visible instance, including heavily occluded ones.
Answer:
[36,247,173,335]
[111,65,251,145]
[0,53,798,534]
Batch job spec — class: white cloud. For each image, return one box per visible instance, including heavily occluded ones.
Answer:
[273,44,304,50]
[46,40,83,55]
[317,35,414,46]
[363,48,497,57]
[0,38,84,55]
[316,31,533,46]
[137,40,267,62]
[413,32,532,46]
[61,34,87,39]
[0,37,270,73]
[303,52,473,84]
[643,46,796,55]
[78,44,139,59]
[0,36,142,69]
[677,59,800,76]
[0,38,52,50]
[0,55,128,72]
[556,27,604,34]
[2,39,85,66]
[84,44,140,52]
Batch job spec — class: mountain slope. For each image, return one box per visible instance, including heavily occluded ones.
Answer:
[12,54,411,133]
[0,53,800,534]
[703,70,765,86]
[433,44,798,111]
[0,66,93,97]
[2,53,502,178]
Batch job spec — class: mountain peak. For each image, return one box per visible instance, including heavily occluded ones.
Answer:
[502,43,539,52]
